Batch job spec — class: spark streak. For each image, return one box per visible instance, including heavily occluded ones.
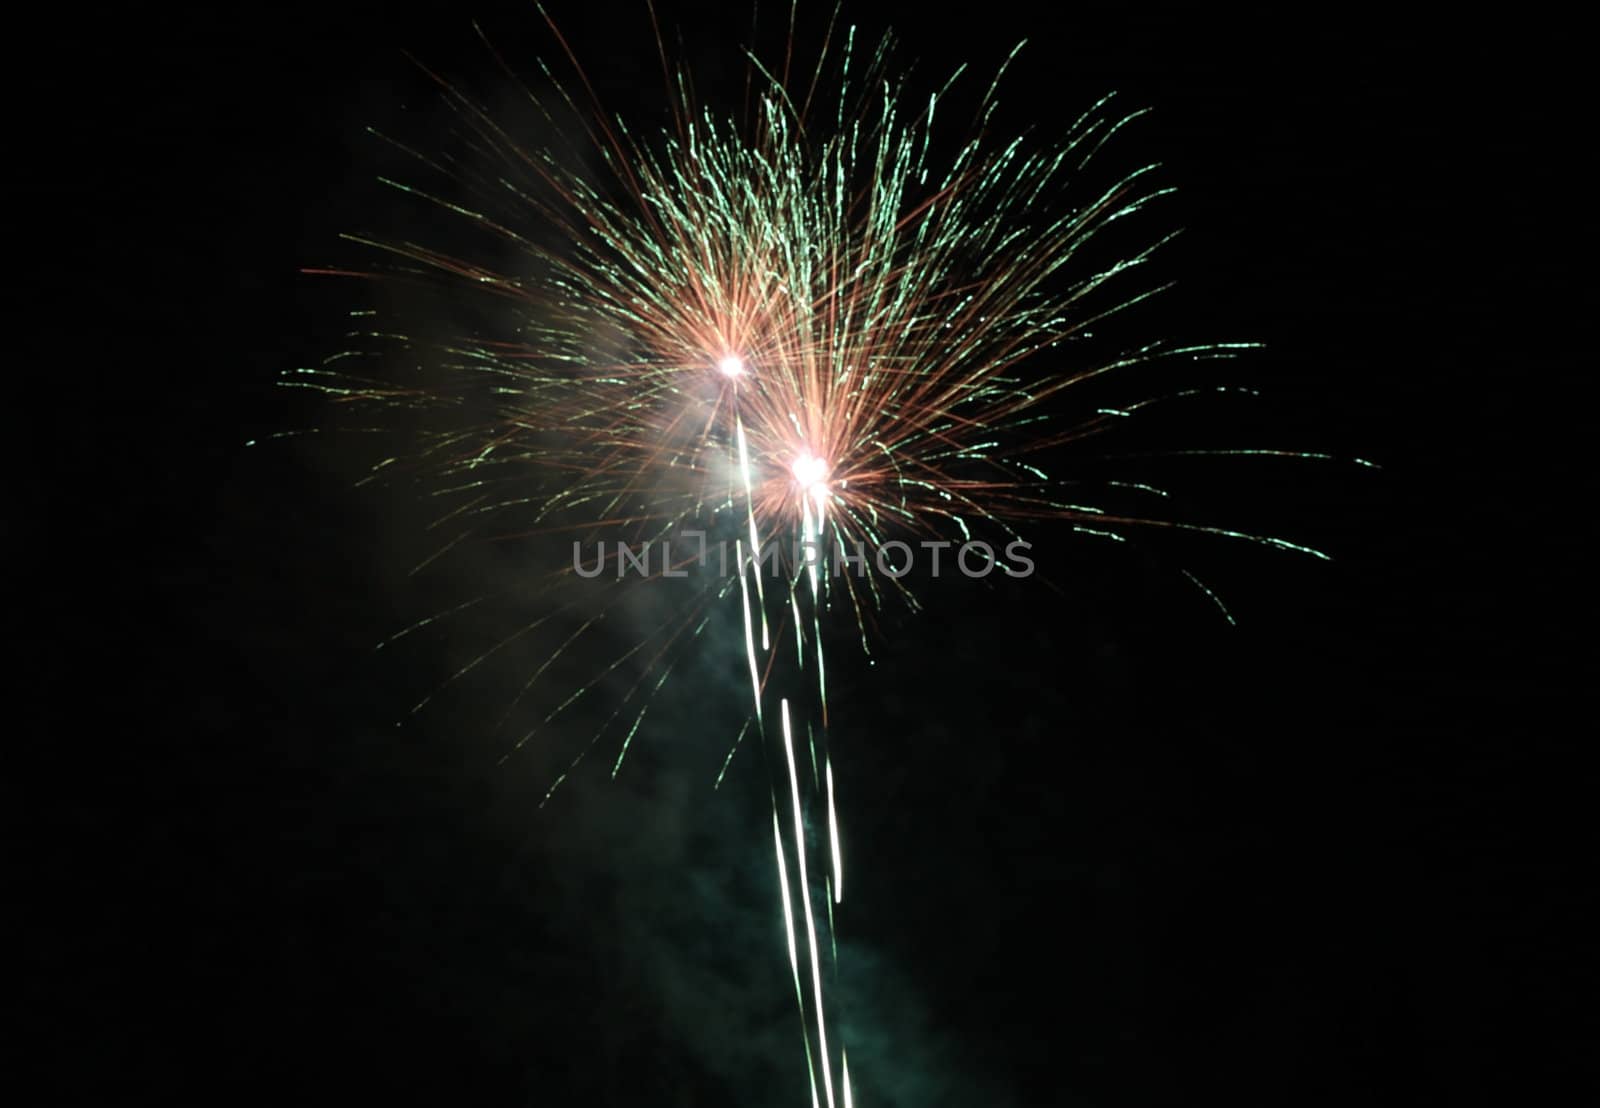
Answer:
[783,698,836,1108]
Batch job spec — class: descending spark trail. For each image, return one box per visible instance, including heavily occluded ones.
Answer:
[728,354,849,1099]
[291,3,1370,1100]
[783,699,835,1108]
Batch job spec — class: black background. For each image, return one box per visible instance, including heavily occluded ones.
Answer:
[31,2,1588,1104]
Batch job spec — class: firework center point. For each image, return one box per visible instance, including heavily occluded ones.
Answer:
[791,452,830,498]
[717,355,746,378]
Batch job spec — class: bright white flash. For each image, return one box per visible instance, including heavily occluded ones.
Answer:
[717,355,746,378]
[791,452,829,496]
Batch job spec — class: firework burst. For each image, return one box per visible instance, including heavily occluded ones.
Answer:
[291,4,1362,1101]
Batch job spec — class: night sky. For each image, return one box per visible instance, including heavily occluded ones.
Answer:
[33,2,1587,1104]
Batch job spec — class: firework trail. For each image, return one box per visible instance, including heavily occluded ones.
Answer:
[290,3,1368,1099]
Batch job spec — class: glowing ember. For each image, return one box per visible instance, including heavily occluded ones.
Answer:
[790,452,830,495]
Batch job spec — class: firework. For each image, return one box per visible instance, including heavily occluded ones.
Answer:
[292,4,1362,1100]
